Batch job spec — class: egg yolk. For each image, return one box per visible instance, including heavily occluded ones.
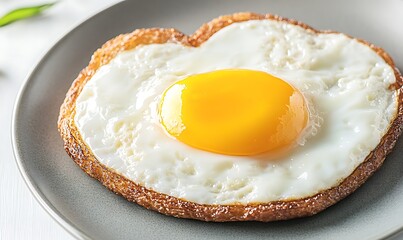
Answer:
[159,69,308,156]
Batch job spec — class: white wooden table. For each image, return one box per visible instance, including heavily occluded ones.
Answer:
[0,1,120,239]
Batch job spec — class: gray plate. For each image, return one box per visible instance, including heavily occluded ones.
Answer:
[12,0,403,239]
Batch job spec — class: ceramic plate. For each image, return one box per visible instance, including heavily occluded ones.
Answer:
[12,0,403,239]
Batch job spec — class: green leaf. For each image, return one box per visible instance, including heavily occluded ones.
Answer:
[0,2,56,27]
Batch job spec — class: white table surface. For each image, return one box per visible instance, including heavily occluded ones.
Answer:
[0,1,120,239]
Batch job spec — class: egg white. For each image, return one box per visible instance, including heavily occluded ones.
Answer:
[75,20,397,204]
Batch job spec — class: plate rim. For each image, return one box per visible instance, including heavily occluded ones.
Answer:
[10,0,403,239]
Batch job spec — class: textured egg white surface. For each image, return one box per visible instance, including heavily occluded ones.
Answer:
[74,20,397,204]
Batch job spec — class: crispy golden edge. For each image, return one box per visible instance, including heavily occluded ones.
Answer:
[58,12,403,222]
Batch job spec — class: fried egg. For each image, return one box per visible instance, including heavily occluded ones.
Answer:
[74,19,398,205]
